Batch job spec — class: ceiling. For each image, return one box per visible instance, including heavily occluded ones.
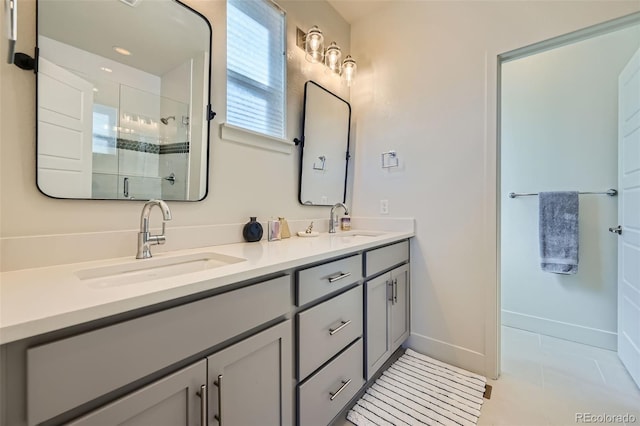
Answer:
[327,0,392,24]
[38,0,210,76]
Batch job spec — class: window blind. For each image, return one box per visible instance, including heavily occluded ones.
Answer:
[227,0,286,140]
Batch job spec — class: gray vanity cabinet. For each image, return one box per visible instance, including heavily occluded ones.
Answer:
[23,276,291,425]
[295,255,364,425]
[364,241,410,380]
[389,263,410,352]
[68,320,292,426]
[2,238,413,426]
[68,360,207,426]
[207,320,293,426]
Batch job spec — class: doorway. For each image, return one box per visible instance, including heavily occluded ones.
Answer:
[495,13,640,422]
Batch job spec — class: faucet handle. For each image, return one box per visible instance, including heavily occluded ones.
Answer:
[148,222,168,245]
[148,234,166,245]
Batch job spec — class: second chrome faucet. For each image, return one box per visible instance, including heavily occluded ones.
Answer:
[329,202,349,233]
[137,200,172,259]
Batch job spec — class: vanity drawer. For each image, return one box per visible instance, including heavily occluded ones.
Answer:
[298,285,363,379]
[26,275,291,426]
[298,338,365,426]
[296,254,362,306]
[364,240,409,277]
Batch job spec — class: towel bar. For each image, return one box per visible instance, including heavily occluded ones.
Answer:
[508,189,617,199]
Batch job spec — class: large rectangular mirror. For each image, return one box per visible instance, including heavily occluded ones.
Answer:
[36,0,212,200]
[298,81,351,206]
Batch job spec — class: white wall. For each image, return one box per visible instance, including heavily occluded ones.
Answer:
[500,26,640,350]
[349,2,640,377]
[0,0,351,269]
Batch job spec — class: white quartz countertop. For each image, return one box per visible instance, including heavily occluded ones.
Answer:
[0,230,413,345]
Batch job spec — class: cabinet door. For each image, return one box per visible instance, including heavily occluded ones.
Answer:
[365,273,391,379]
[390,263,410,352]
[69,360,206,426]
[207,320,293,426]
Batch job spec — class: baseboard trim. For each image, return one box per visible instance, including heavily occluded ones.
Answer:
[502,310,617,350]
[405,332,487,377]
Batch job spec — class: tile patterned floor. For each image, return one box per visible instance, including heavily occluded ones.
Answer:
[479,326,640,425]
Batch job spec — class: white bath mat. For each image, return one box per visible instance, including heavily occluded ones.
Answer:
[347,349,487,426]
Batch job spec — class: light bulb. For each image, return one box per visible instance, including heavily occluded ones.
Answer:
[342,55,357,86]
[324,42,342,74]
[305,26,324,63]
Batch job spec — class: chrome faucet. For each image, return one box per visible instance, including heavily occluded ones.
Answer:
[136,199,172,259]
[329,202,349,233]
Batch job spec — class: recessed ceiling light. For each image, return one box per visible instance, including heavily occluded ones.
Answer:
[100,67,113,73]
[93,88,99,92]
[113,46,131,56]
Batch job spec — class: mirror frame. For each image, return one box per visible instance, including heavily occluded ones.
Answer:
[297,81,351,206]
[34,0,214,202]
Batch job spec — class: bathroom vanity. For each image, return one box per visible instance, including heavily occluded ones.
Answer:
[0,231,412,426]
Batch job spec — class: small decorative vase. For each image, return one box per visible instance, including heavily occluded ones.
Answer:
[242,217,263,242]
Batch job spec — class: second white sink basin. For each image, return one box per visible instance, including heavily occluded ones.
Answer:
[76,252,246,288]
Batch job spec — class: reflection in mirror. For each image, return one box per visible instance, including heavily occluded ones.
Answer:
[36,0,212,200]
[298,81,351,206]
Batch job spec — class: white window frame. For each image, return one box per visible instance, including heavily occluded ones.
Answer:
[223,0,292,153]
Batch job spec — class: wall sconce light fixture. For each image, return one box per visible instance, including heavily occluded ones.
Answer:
[324,42,342,74]
[342,55,356,87]
[305,25,324,63]
[297,26,357,85]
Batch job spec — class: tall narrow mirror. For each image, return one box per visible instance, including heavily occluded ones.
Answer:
[298,81,351,206]
[36,0,212,200]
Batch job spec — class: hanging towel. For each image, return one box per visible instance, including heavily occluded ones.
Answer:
[539,191,579,274]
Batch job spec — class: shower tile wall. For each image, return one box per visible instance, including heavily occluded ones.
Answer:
[92,145,188,200]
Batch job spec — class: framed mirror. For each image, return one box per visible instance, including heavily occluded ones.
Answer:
[36,0,212,201]
[298,81,351,206]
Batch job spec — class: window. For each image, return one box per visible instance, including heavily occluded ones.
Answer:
[92,104,117,155]
[226,0,286,140]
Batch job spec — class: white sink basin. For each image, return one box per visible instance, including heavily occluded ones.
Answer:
[75,252,246,288]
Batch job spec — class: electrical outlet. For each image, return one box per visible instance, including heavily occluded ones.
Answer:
[380,199,389,215]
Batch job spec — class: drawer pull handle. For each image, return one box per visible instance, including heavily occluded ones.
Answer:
[328,272,352,283]
[329,320,352,335]
[329,378,352,401]
[197,384,207,426]
[214,374,223,424]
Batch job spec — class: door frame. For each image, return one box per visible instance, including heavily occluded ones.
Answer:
[494,11,640,378]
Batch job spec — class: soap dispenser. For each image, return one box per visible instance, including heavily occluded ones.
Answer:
[340,213,351,231]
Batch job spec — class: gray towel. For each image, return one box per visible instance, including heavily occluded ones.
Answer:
[539,191,579,274]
